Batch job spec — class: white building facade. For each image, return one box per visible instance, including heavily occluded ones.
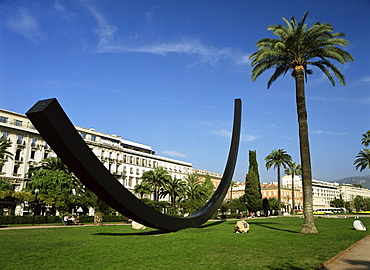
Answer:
[282,175,370,209]
[338,185,370,201]
[0,108,193,197]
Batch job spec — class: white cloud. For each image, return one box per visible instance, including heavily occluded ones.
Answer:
[211,129,258,142]
[53,1,75,20]
[311,130,346,135]
[162,150,186,158]
[242,134,259,142]
[84,6,248,66]
[7,9,43,42]
[86,6,119,50]
[211,129,231,137]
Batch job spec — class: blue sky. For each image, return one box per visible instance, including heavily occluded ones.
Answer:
[1,0,369,183]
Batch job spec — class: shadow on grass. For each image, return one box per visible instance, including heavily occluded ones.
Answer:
[319,259,370,270]
[199,220,226,228]
[93,230,169,236]
[248,221,300,234]
[93,220,227,236]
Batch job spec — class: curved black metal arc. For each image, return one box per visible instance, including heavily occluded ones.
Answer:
[26,98,241,231]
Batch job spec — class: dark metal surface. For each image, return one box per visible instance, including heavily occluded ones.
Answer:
[26,98,241,231]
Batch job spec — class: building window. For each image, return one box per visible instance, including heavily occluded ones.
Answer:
[91,135,96,141]
[15,149,21,160]
[1,132,9,139]
[0,116,8,123]
[80,133,87,139]
[17,135,23,145]
[13,165,19,174]
[30,150,36,159]
[14,120,23,127]
[31,137,37,147]
[44,152,48,159]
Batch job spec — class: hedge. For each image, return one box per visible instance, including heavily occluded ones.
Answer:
[0,215,130,225]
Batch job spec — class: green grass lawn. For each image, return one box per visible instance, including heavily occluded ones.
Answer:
[1,217,369,270]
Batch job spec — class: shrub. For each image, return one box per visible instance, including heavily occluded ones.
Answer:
[0,215,130,225]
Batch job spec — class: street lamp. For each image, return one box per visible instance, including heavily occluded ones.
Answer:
[32,189,39,226]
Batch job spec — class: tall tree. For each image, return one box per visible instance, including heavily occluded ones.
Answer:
[133,182,152,199]
[28,157,70,177]
[354,149,370,172]
[229,181,237,201]
[183,173,207,214]
[361,130,370,147]
[26,169,76,213]
[78,187,110,226]
[285,162,301,215]
[244,150,262,214]
[354,130,370,172]
[161,177,186,206]
[265,149,292,216]
[202,174,215,201]
[141,166,171,201]
[26,157,79,214]
[0,177,13,191]
[0,136,13,160]
[249,11,353,233]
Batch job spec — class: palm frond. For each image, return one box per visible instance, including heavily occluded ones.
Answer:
[267,64,290,89]
[249,11,352,89]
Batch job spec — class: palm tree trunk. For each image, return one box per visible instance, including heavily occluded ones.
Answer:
[277,166,281,216]
[291,173,295,216]
[295,66,318,233]
[94,211,103,226]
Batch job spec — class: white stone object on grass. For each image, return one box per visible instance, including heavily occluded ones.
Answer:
[132,221,146,230]
[353,220,366,231]
[234,220,250,233]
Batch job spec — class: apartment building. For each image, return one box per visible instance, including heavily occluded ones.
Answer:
[260,183,303,212]
[195,169,222,190]
[0,108,194,196]
[281,175,340,209]
[338,184,370,201]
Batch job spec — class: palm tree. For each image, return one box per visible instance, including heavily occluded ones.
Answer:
[141,166,171,201]
[229,181,237,201]
[361,130,370,147]
[285,162,301,215]
[80,187,109,226]
[265,149,292,216]
[133,182,152,199]
[161,177,186,206]
[183,173,207,214]
[249,11,353,233]
[0,137,13,160]
[354,149,370,172]
[28,157,70,176]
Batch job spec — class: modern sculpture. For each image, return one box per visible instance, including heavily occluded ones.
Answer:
[26,98,241,231]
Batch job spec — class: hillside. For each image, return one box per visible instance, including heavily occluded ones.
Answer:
[332,175,370,189]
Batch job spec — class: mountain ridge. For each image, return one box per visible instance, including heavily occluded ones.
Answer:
[330,175,370,189]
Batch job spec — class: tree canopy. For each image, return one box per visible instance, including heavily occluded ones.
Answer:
[249,11,352,233]
[244,150,262,213]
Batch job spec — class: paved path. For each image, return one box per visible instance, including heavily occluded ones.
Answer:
[319,234,370,270]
